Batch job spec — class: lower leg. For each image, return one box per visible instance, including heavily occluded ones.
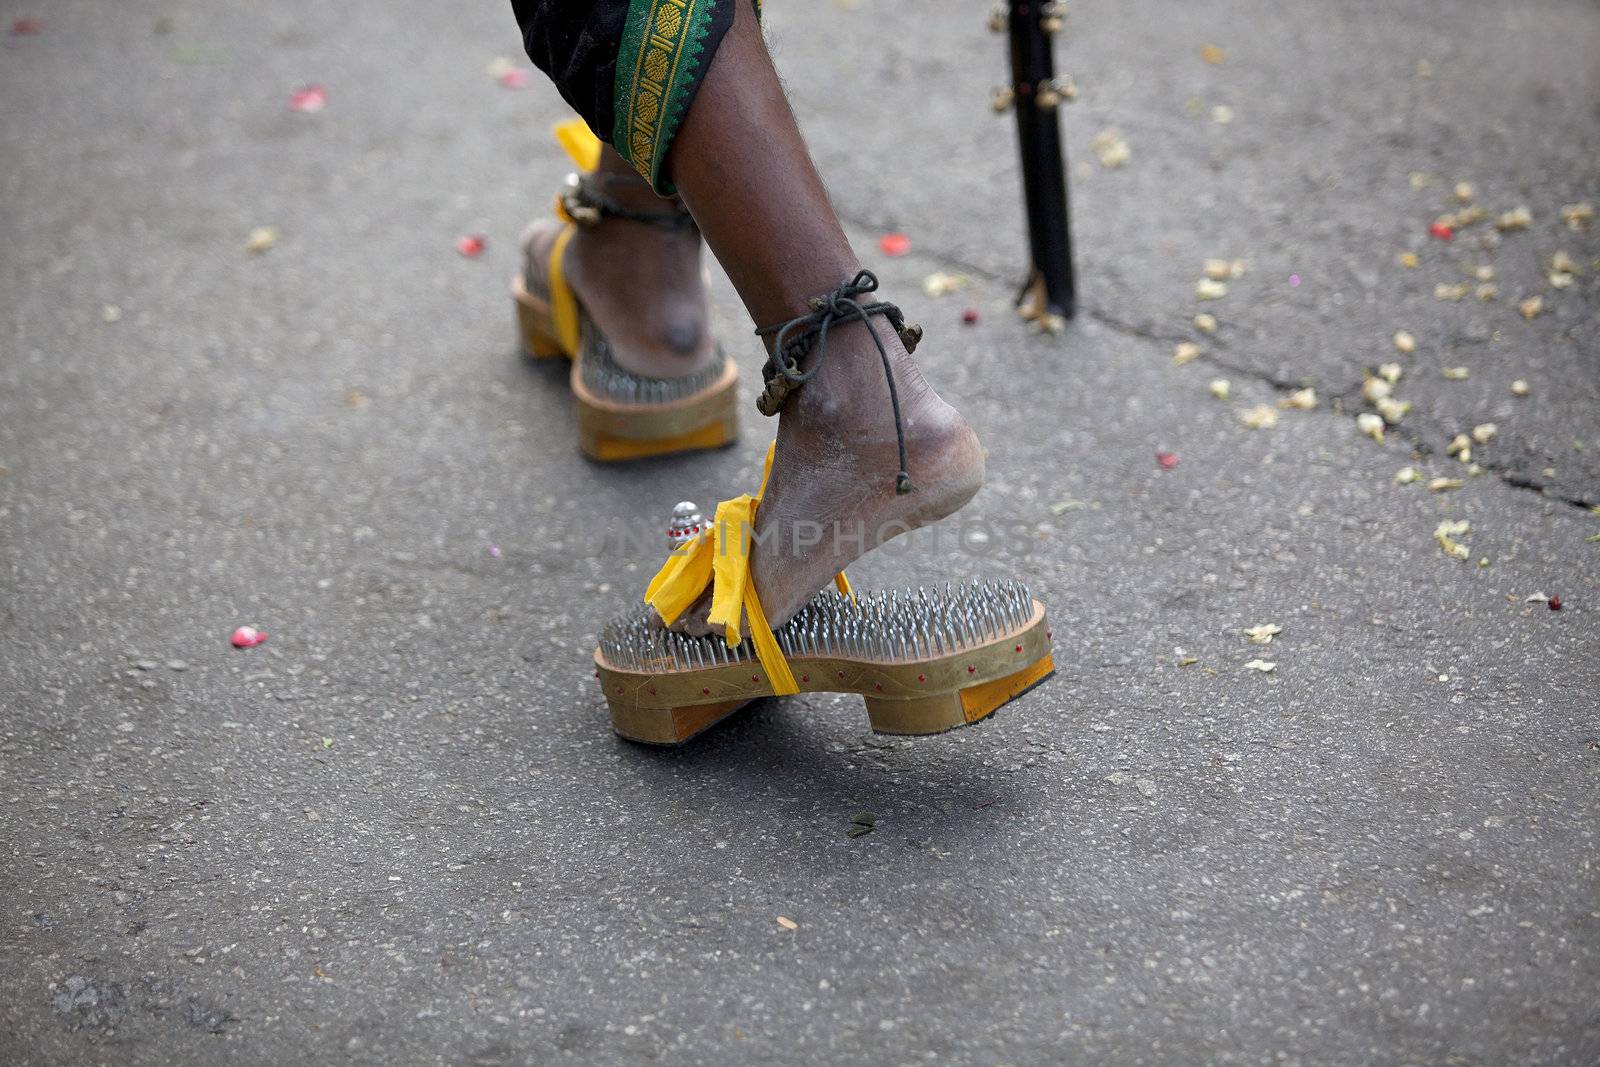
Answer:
[663,0,984,631]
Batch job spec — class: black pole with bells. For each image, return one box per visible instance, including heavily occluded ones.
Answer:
[991,1,1077,331]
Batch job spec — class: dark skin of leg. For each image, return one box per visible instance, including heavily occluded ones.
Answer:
[522,143,718,379]
[663,0,983,633]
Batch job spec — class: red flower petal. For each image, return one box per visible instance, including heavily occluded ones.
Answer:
[1427,221,1454,241]
[878,232,911,257]
[1156,451,1180,470]
[961,308,980,325]
[11,17,44,35]
[1548,595,1563,611]
[288,85,327,113]
[230,626,267,649]
[456,234,486,258]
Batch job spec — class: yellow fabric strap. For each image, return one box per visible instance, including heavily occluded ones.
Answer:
[553,118,602,173]
[544,224,582,357]
[643,444,849,697]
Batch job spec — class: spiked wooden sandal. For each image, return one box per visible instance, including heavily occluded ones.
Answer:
[513,120,738,462]
[598,580,1054,745]
[593,446,1055,745]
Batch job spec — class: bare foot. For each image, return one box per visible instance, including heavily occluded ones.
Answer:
[521,182,718,380]
[673,313,984,635]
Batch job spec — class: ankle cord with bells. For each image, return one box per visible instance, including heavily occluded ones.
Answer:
[753,270,923,495]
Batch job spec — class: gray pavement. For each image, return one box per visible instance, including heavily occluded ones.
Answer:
[1,0,1597,1064]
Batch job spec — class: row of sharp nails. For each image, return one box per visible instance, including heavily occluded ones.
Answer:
[599,579,1033,672]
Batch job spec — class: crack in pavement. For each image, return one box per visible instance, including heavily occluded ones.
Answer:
[876,231,1598,515]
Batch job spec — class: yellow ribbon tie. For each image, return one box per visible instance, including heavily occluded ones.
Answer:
[553,117,602,173]
[643,445,850,697]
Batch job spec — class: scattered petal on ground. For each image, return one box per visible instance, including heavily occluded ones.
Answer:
[246,226,278,254]
[1209,378,1231,401]
[878,232,910,257]
[1357,412,1386,443]
[1396,466,1423,484]
[1376,396,1412,425]
[1472,423,1498,444]
[1442,366,1471,380]
[1399,251,1420,268]
[1511,379,1531,397]
[498,67,532,89]
[1239,404,1278,429]
[960,308,980,325]
[11,17,43,35]
[1435,283,1469,301]
[1434,519,1471,561]
[1361,376,1392,403]
[288,85,328,113]
[1428,221,1454,241]
[1092,129,1131,168]
[1428,477,1464,492]
[1202,259,1247,281]
[101,305,122,323]
[1280,388,1317,411]
[776,916,798,931]
[1200,43,1226,64]
[1196,278,1228,299]
[1245,623,1282,644]
[921,271,971,297]
[1495,206,1532,231]
[456,234,486,258]
[1476,283,1498,301]
[1454,181,1475,202]
[231,626,267,648]
[1518,295,1542,320]
[1379,363,1403,384]
[1174,342,1202,366]
[1244,659,1277,673]
[1560,202,1594,232]
[1548,595,1563,611]
[1211,105,1234,124]
[1193,312,1218,333]
[1393,331,1416,354]
[1447,433,1473,462]
[1472,264,1496,281]
[1437,206,1486,230]
[1156,451,1180,470]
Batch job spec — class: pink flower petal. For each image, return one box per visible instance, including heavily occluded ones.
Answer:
[288,85,327,113]
[456,234,486,258]
[11,17,44,36]
[230,626,267,649]
[961,308,980,325]
[1156,451,1180,470]
[878,233,911,257]
[497,67,532,89]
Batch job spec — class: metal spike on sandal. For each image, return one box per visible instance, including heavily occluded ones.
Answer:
[513,119,738,462]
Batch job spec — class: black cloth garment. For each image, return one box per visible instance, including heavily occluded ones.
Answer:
[510,0,630,149]
[510,1,743,191]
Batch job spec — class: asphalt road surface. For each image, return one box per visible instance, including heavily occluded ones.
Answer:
[2,0,1597,1063]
